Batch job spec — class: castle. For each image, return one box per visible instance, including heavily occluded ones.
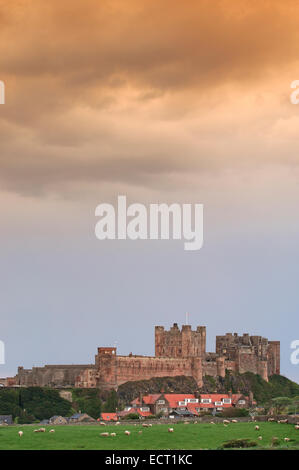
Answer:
[14,323,280,390]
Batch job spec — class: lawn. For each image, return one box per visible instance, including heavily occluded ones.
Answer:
[0,422,298,450]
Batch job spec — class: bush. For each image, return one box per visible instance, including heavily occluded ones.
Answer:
[222,407,249,418]
[222,439,257,449]
[123,413,139,420]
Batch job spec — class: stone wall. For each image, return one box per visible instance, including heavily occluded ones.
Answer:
[96,351,203,390]
[16,365,94,388]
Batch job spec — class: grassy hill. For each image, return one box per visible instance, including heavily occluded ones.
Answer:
[0,373,298,423]
[117,372,299,405]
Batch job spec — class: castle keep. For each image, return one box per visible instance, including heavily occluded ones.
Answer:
[14,323,280,390]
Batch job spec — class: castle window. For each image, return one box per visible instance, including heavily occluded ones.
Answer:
[201,399,212,404]
[157,400,165,404]
[214,401,222,406]
[238,400,246,405]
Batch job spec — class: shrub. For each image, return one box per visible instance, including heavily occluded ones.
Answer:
[222,407,249,418]
[123,413,140,420]
[222,439,257,449]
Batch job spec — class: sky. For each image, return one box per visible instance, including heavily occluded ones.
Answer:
[0,0,299,382]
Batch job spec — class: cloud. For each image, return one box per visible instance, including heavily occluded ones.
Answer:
[0,0,299,196]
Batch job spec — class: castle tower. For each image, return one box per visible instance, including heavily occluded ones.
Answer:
[258,360,268,382]
[268,341,280,375]
[155,323,206,358]
[95,347,118,390]
[216,356,225,378]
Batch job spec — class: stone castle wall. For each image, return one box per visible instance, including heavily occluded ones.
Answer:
[16,364,94,388]
[13,324,280,390]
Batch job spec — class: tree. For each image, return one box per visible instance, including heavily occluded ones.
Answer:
[271,397,292,414]
[102,390,118,412]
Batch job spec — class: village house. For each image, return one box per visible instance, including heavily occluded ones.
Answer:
[130,391,254,416]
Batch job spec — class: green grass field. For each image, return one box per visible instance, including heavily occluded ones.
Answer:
[0,422,298,450]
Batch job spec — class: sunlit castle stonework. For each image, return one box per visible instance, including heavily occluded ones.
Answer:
[13,323,280,390]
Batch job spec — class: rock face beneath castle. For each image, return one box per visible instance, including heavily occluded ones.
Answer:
[14,323,280,390]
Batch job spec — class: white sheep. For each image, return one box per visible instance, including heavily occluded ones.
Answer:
[231,419,238,423]
[255,425,260,431]
[294,425,299,430]
[223,420,230,424]
[110,432,116,437]
[258,436,263,440]
[49,429,55,433]
[124,430,131,435]
[168,428,174,433]
[284,437,290,442]
[18,431,23,437]
[100,432,109,437]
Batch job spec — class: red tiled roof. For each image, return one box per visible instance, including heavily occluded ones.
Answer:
[163,394,195,408]
[138,410,153,417]
[118,407,153,418]
[200,394,230,401]
[132,394,162,405]
[101,413,118,421]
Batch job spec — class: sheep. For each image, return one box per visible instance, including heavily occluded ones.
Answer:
[231,419,238,423]
[115,421,120,425]
[279,419,288,424]
[18,431,23,437]
[99,422,106,426]
[223,420,230,424]
[110,433,116,437]
[258,436,263,441]
[284,437,290,442]
[168,428,174,433]
[268,418,275,422]
[210,421,215,425]
[255,425,260,431]
[294,425,299,430]
[49,429,55,433]
[142,423,150,427]
[39,428,46,433]
[124,430,131,436]
[100,432,109,437]
[223,424,228,427]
